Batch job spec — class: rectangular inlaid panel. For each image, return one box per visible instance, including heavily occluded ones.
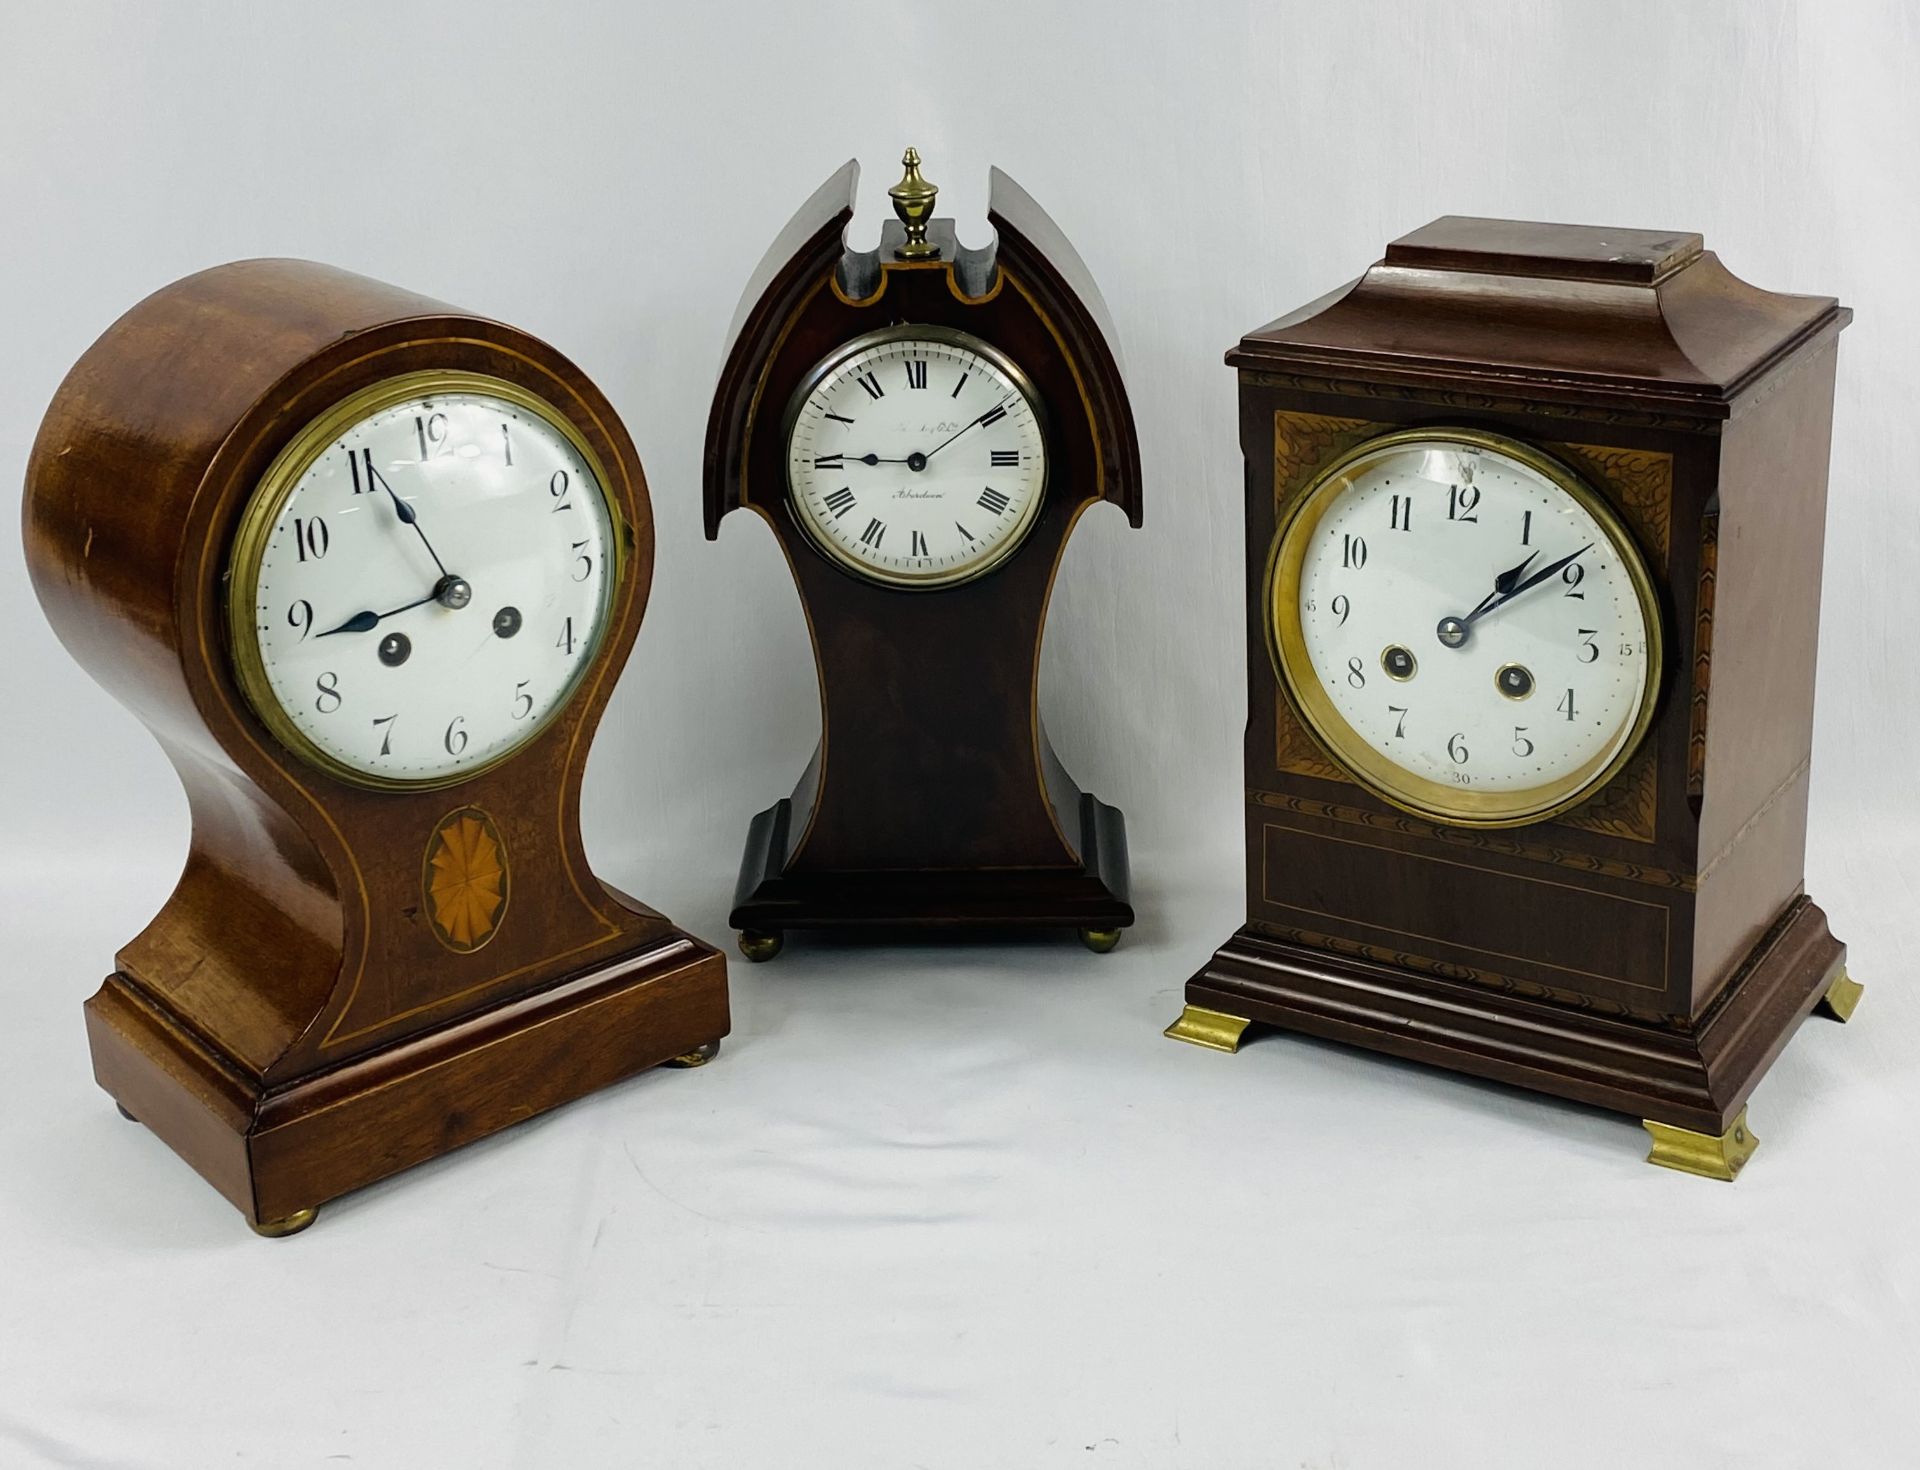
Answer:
[1265,411,1672,845]
[1257,820,1670,993]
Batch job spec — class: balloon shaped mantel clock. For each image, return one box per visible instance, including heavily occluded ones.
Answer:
[704,150,1142,958]
[24,261,730,1235]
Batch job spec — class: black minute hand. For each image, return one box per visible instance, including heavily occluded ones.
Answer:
[1464,542,1593,628]
[921,398,1011,462]
[366,461,451,580]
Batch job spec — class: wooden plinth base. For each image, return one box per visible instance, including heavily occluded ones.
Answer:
[728,792,1133,942]
[87,932,730,1234]
[1175,896,1845,1139]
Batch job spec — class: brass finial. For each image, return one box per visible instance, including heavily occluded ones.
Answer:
[888,146,940,260]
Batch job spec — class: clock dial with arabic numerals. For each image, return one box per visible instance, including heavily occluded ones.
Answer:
[785,326,1046,588]
[231,373,618,788]
[1272,429,1661,827]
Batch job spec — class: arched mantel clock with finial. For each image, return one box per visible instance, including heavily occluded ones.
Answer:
[704,149,1142,959]
[23,260,730,1235]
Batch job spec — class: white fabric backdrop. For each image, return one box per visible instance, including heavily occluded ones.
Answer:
[2,3,1915,1466]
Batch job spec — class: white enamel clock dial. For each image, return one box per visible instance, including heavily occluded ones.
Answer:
[231,374,618,788]
[1273,430,1660,826]
[785,327,1046,588]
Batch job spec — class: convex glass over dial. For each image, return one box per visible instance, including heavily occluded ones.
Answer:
[1271,429,1660,826]
[785,326,1046,588]
[228,372,619,788]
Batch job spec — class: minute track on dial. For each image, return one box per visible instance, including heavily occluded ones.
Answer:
[785,325,1047,589]
[243,379,618,788]
[1273,427,1660,826]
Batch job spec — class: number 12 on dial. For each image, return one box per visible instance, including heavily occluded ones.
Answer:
[1270,428,1662,827]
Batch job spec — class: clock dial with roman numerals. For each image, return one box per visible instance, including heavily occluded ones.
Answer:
[1270,429,1661,827]
[230,373,619,789]
[785,326,1046,588]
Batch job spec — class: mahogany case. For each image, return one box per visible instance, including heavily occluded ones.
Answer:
[703,162,1142,942]
[1184,218,1853,1141]
[23,260,729,1231]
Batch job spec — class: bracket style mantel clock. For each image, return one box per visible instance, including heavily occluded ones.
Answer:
[1168,218,1859,1179]
[704,150,1142,958]
[24,260,730,1234]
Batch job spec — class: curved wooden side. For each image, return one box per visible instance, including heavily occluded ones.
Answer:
[25,260,730,1229]
[699,160,1143,915]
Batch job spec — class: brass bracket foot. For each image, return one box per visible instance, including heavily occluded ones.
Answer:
[1643,1107,1758,1181]
[1816,968,1863,1023]
[251,1207,318,1239]
[737,930,783,963]
[663,1039,722,1068]
[1079,927,1122,954]
[1163,1004,1252,1053]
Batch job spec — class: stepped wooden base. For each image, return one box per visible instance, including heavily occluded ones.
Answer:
[88,931,729,1235]
[728,792,1132,949]
[1173,896,1850,1162]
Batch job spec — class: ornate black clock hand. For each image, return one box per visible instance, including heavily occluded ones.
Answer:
[315,589,440,637]
[845,452,912,465]
[1465,542,1593,626]
[1462,550,1540,622]
[367,468,452,581]
[315,574,473,637]
[1437,545,1593,647]
[920,397,1014,461]
[1438,549,1542,648]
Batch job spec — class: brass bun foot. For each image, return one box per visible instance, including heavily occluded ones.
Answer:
[250,1207,318,1239]
[1079,927,1122,954]
[1643,1107,1758,1182]
[116,1102,138,1122]
[1816,968,1864,1023]
[663,1039,722,1068]
[737,930,783,963]
[1163,1004,1253,1053]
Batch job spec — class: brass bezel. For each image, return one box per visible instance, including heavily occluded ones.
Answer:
[782,324,1049,591]
[1266,427,1663,829]
[224,370,625,793]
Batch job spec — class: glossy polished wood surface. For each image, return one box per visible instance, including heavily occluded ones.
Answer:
[704,163,1140,937]
[24,261,728,1229]
[1190,218,1850,1133]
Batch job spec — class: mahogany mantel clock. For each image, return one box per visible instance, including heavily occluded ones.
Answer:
[23,260,730,1234]
[1168,218,1859,1179]
[704,150,1141,958]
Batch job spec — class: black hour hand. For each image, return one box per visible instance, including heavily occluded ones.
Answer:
[316,590,438,637]
[1503,542,1593,601]
[317,609,380,637]
[1463,550,1539,622]
[1463,543,1593,629]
